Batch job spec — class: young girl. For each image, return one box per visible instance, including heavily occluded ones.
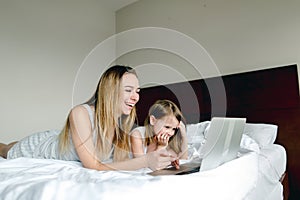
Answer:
[130,99,188,169]
[0,65,175,171]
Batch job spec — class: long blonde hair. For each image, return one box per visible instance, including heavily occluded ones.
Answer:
[144,99,185,154]
[59,65,138,161]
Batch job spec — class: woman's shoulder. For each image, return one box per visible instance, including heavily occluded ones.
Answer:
[70,105,87,115]
[69,104,93,123]
[70,104,94,114]
[68,105,95,133]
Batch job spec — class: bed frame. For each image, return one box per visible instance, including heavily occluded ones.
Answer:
[135,64,300,200]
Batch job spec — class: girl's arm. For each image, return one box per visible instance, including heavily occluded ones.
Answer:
[69,106,174,171]
[178,121,188,159]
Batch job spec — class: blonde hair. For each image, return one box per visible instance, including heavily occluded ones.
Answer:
[59,65,138,162]
[144,99,185,154]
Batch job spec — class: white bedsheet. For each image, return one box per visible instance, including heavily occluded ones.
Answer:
[0,129,287,200]
[259,144,287,181]
[0,152,258,200]
[245,144,287,200]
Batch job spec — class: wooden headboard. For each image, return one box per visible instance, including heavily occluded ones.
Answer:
[136,64,300,199]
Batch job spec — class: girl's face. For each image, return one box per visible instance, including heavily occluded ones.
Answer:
[120,73,140,115]
[150,115,179,137]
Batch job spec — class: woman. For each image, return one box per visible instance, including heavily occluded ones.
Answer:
[0,65,175,171]
[130,99,188,169]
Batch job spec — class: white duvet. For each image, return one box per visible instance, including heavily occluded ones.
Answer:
[0,151,258,200]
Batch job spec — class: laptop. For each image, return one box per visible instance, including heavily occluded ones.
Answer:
[149,117,246,176]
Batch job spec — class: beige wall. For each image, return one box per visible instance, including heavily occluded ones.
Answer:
[1,0,300,143]
[116,0,300,87]
[0,0,116,143]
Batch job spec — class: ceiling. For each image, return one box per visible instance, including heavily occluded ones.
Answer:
[104,0,139,11]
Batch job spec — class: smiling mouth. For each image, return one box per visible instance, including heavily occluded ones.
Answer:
[125,103,135,108]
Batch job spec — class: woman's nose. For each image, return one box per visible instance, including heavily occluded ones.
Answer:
[131,92,139,102]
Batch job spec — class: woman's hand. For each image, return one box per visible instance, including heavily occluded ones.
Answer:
[146,148,176,171]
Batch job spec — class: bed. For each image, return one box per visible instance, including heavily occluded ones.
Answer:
[0,123,286,200]
[1,64,297,200]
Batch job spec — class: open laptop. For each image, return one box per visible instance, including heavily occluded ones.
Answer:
[149,117,246,176]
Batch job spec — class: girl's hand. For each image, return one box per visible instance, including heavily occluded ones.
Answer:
[155,132,170,147]
[171,159,180,169]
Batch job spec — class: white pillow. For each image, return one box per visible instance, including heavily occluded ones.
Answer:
[240,134,260,153]
[186,121,210,142]
[186,121,278,149]
[243,123,278,148]
[186,121,210,154]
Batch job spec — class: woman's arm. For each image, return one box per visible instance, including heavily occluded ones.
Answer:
[69,106,174,171]
[130,129,145,158]
[104,149,174,171]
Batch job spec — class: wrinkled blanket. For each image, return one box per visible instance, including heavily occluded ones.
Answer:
[0,151,258,200]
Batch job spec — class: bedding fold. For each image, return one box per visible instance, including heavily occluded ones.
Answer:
[0,152,258,200]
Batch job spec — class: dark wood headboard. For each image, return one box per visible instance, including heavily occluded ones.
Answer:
[136,64,300,199]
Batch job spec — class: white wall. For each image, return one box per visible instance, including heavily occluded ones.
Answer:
[0,0,116,143]
[116,0,300,87]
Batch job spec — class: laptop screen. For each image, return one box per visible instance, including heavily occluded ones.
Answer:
[199,117,246,172]
[149,117,246,176]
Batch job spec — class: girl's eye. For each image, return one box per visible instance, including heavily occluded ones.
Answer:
[125,89,132,92]
[164,126,176,130]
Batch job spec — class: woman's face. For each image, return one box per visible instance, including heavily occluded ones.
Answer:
[120,73,140,115]
[150,115,179,137]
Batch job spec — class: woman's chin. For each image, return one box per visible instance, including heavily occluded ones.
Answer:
[122,110,131,115]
